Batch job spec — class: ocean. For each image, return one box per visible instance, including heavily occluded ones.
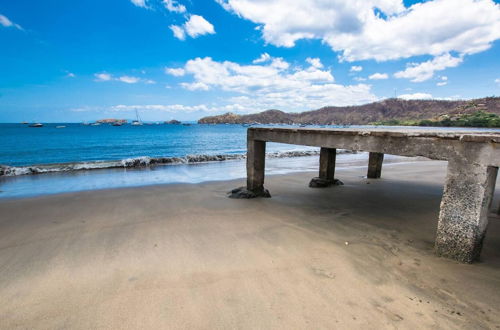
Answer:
[0,123,320,198]
[0,123,311,166]
[1,123,497,199]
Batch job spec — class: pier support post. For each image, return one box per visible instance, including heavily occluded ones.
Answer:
[435,160,498,263]
[247,139,266,193]
[309,148,343,187]
[367,152,384,179]
[228,139,270,198]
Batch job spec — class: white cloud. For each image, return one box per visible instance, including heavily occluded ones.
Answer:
[166,67,186,76]
[184,15,215,38]
[111,104,211,112]
[118,76,140,84]
[169,25,186,40]
[217,0,500,62]
[180,81,210,91]
[66,72,76,78]
[130,0,148,8]
[170,15,215,40]
[398,93,433,100]
[0,14,22,30]
[306,57,323,69]
[495,78,500,84]
[394,53,463,82]
[94,73,154,84]
[253,53,271,64]
[169,56,377,112]
[94,73,112,82]
[368,73,388,80]
[163,0,186,13]
[436,76,448,86]
[350,66,363,72]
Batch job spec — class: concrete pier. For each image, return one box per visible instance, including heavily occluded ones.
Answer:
[232,127,500,263]
[309,148,343,187]
[367,152,384,179]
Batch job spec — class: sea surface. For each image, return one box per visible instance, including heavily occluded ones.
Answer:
[1,123,311,166]
[0,123,497,198]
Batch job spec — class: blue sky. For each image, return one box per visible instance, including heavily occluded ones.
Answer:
[0,0,499,122]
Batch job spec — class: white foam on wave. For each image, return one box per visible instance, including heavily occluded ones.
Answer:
[0,150,356,177]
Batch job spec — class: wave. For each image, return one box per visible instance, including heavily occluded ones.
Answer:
[0,150,357,177]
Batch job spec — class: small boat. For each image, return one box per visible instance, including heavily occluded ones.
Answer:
[131,109,143,126]
[29,123,43,127]
[56,125,66,128]
[82,122,91,126]
[21,121,28,124]
[91,122,101,126]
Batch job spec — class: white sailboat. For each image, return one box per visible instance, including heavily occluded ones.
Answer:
[131,109,143,126]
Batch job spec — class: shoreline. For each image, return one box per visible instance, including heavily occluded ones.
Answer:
[0,154,430,199]
[1,161,499,328]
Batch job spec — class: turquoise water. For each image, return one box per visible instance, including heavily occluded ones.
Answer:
[0,123,253,166]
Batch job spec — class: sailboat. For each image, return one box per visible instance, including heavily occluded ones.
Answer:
[131,109,143,126]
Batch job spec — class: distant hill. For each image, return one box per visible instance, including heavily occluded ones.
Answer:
[198,97,500,125]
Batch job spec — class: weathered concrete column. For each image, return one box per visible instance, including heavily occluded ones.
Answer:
[435,160,498,263]
[367,152,384,179]
[228,139,270,198]
[309,148,343,187]
[247,139,266,193]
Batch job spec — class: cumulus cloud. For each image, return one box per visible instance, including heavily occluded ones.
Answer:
[170,15,215,40]
[368,73,388,80]
[253,53,271,64]
[0,14,23,30]
[217,0,500,62]
[306,57,323,69]
[184,15,215,38]
[169,25,186,40]
[394,53,463,82]
[350,66,362,72]
[495,78,500,84]
[165,67,186,76]
[163,0,186,13]
[130,0,148,8]
[94,73,154,84]
[166,56,377,112]
[398,93,433,100]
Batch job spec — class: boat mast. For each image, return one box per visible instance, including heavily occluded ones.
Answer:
[135,109,141,123]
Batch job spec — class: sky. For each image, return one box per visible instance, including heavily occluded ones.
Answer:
[0,0,499,122]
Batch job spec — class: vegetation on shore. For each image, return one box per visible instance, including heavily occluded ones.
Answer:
[198,97,500,127]
[372,111,500,128]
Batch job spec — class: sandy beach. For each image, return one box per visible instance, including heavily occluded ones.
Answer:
[1,160,499,329]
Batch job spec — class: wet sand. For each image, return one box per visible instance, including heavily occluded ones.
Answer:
[0,161,499,329]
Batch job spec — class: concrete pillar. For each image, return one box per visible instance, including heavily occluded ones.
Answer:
[309,148,343,187]
[247,139,266,193]
[228,139,270,198]
[435,160,498,263]
[367,152,384,179]
[319,147,336,181]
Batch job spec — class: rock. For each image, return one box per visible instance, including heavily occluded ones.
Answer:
[308,177,344,188]
[228,186,271,199]
[165,119,181,124]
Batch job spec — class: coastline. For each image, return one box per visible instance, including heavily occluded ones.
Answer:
[1,161,499,328]
[0,153,429,199]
